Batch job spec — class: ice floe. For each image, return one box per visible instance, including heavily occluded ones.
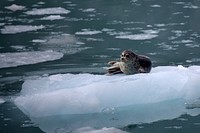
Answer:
[5,4,25,11]
[81,8,96,12]
[75,29,102,35]
[0,23,5,26]
[40,15,65,20]
[116,34,158,40]
[14,65,200,118]
[71,127,127,133]
[0,98,5,104]
[115,29,160,40]
[0,50,63,68]
[10,45,26,51]
[25,7,71,15]
[37,34,90,54]
[150,5,161,8]
[1,25,45,34]
[31,39,47,43]
[183,5,199,9]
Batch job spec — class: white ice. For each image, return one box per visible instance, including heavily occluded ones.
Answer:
[75,29,102,35]
[1,25,45,34]
[25,7,70,15]
[40,15,65,20]
[115,29,159,40]
[81,8,96,12]
[0,98,5,104]
[37,34,90,54]
[0,50,63,68]
[14,65,200,118]
[14,65,200,132]
[5,4,25,11]
[0,23,5,26]
[183,5,199,9]
[116,34,158,40]
[150,5,161,8]
[31,39,47,43]
[72,127,127,133]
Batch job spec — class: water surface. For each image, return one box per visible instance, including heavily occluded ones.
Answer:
[1,0,200,132]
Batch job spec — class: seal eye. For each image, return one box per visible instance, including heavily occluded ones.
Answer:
[125,54,130,58]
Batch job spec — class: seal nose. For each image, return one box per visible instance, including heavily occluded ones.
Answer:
[121,57,125,61]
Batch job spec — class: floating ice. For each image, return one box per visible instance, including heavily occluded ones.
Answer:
[1,25,45,34]
[5,4,25,11]
[150,5,161,8]
[102,28,115,32]
[38,34,91,54]
[154,23,166,27]
[186,58,200,63]
[114,29,160,40]
[72,127,127,133]
[25,7,70,15]
[14,66,200,132]
[185,43,199,48]
[0,23,5,26]
[10,45,26,51]
[31,39,47,43]
[116,34,158,40]
[75,29,102,35]
[173,2,186,5]
[81,8,96,12]
[14,65,200,118]
[183,5,199,9]
[0,98,5,104]
[0,50,63,68]
[37,2,45,5]
[107,48,121,51]
[40,15,65,20]
[106,31,131,36]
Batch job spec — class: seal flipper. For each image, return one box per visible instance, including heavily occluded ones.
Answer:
[107,65,123,75]
[108,61,117,65]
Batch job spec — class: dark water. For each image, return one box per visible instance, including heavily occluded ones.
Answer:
[1,0,200,132]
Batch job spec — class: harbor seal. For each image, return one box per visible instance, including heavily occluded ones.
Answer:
[107,50,152,75]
